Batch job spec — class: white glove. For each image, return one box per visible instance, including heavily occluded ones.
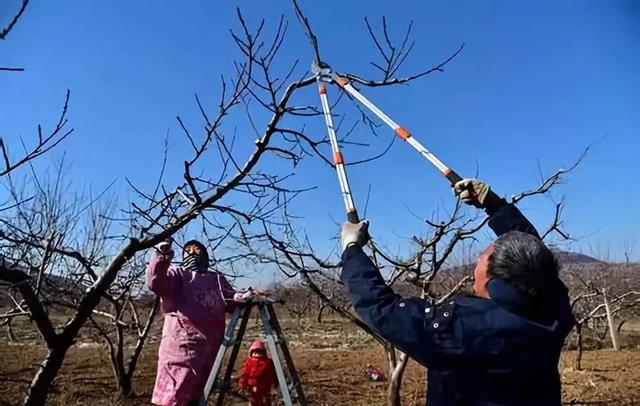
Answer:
[341,220,370,252]
[235,289,256,303]
[154,240,174,260]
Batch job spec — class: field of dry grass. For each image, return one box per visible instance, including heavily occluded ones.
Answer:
[1,317,639,405]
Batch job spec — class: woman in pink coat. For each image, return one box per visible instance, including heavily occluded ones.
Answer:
[146,239,239,406]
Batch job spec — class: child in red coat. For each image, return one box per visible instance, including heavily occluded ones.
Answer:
[238,340,277,406]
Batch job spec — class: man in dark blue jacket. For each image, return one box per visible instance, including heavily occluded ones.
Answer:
[340,179,575,405]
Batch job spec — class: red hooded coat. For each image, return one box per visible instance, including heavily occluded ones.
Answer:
[238,340,277,394]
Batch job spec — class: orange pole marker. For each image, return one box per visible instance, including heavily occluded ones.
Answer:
[395,127,411,140]
[335,76,349,88]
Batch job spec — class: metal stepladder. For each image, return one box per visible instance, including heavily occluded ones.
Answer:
[198,297,307,406]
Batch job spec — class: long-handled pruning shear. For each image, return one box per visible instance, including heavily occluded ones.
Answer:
[312,60,497,223]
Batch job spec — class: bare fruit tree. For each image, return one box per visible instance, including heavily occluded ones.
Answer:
[0,1,73,345]
[0,4,372,404]
[567,264,640,369]
[86,254,160,397]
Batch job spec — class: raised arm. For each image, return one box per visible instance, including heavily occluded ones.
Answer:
[146,241,182,297]
[339,222,463,366]
[486,198,539,238]
[453,179,540,238]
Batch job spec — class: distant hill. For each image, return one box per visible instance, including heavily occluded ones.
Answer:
[550,248,602,264]
[445,248,603,271]
[437,248,605,281]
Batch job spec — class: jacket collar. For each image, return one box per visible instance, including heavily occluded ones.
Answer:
[487,278,528,310]
[487,278,563,330]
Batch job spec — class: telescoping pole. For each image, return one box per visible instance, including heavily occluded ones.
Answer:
[316,77,360,223]
[332,75,464,186]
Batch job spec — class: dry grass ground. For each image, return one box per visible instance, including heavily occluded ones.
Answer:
[1,317,639,405]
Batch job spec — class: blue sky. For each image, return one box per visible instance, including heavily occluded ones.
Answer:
[1,0,639,280]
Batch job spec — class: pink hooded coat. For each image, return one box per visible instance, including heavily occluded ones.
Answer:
[146,250,237,406]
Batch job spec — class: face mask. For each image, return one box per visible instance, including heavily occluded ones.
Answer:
[182,253,208,273]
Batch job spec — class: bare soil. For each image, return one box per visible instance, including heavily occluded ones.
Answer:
[1,317,639,405]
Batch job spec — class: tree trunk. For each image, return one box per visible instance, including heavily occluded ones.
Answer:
[113,323,128,395]
[22,243,140,406]
[384,345,409,406]
[24,340,72,406]
[6,320,16,341]
[387,353,409,406]
[574,322,583,370]
[120,297,159,397]
[101,303,128,396]
[316,304,326,324]
[603,291,620,351]
[118,374,133,398]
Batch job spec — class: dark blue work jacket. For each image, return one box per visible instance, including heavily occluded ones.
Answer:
[341,201,575,405]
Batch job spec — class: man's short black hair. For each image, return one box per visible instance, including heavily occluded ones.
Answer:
[487,231,559,312]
